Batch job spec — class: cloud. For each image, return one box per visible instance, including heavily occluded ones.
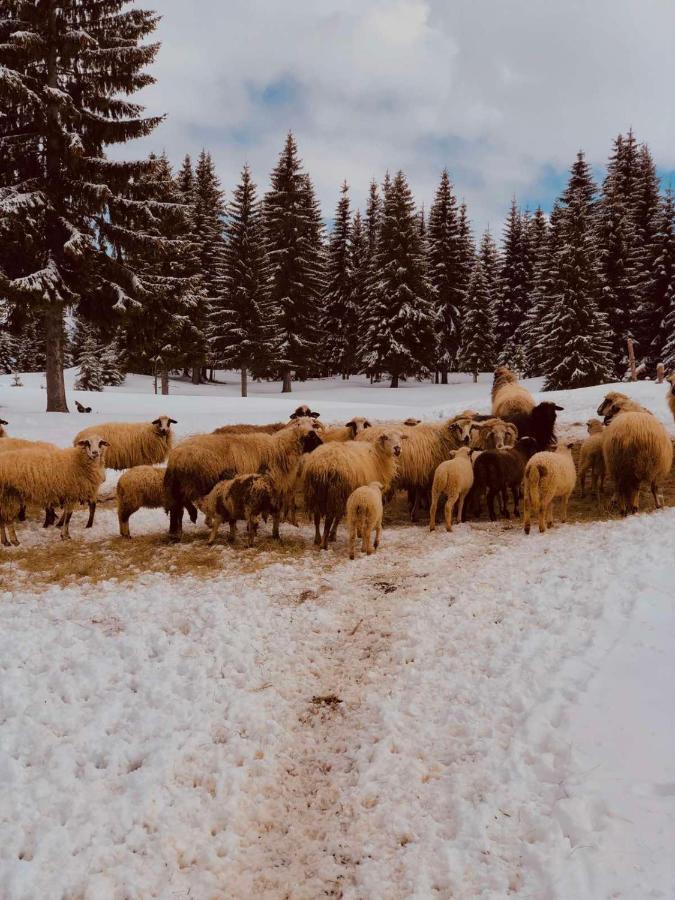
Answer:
[116,0,675,234]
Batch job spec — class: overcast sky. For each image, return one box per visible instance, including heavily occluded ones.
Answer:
[123,0,675,235]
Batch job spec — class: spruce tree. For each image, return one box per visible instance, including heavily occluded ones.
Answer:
[209,164,274,397]
[0,0,163,411]
[650,190,675,369]
[74,333,103,392]
[361,170,438,387]
[495,198,528,366]
[321,182,358,378]
[428,170,463,382]
[364,179,382,263]
[460,257,496,383]
[0,307,14,373]
[100,336,126,387]
[521,206,556,376]
[264,133,325,392]
[349,210,369,364]
[630,145,662,370]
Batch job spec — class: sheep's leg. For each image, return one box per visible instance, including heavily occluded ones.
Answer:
[60,508,73,540]
[523,492,531,534]
[457,492,466,525]
[428,491,439,532]
[185,501,198,524]
[538,501,547,534]
[247,515,258,547]
[313,512,322,546]
[547,501,555,528]
[272,510,281,540]
[561,492,570,523]
[321,515,334,550]
[119,505,133,538]
[363,522,373,555]
[207,514,222,544]
[650,481,663,509]
[56,511,66,528]
[348,521,357,560]
[444,494,456,532]
[512,486,520,518]
[228,520,237,544]
[43,507,56,528]
[0,522,9,547]
[169,505,184,542]
[486,488,497,522]
[330,515,341,543]
[500,488,510,518]
[7,522,19,546]
[374,520,382,550]
[18,505,26,522]
[86,501,96,528]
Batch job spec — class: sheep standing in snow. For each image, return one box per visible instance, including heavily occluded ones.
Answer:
[523,444,576,534]
[666,374,675,422]
[429,447,475,532]
[470,436,539,521]
[0,436,108,545]
[203,474,279,546]
[602,398,673,515]
[116,466,198,538]
[347,481,384,559]
[491,367,535,418]
[596,392,651,421]
[303,431,404,550]
[213,405,321,436]
[578,419,606,498]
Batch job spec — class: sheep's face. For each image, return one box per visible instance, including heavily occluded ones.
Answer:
[449,418,473,446]
[152,415,177,436]
[481,422,517,450]
[378,431,405,457]
[290,404,321,420]
[596,393,627,418]
[77,436,109,460]
[294,419,323,453]
[602,400,625,425]
[346,417,372,437]
[449,446,472,461]
[586,418,604,435]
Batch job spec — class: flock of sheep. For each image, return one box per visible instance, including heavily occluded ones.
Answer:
[0,369,674,555]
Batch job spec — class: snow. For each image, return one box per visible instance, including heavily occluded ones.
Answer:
[0,371,674,898]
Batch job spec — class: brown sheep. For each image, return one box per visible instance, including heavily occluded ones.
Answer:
[523,444,576,534]
[596,392,651,422]
[346,481,384,559]
[203,474,279,546]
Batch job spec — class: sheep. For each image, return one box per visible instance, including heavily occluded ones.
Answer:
[601,404,673,515]
[0,430,61,526]
[164,419,322,541]
[403,417,422,426]
[0,419,7,438]
[578,419,606,498]
[0,436,108,545]
[469,418,518,451]
[667,374,675,422]
[290,404,321,419]
[212,405,322,436]
[321,417,372,443]
[491,367,536,418]
[523,444,576,534]
[116,466,198,538]
[470,436,539,521]
[202,474,279,546]
[303,430,404,550]
[596,392,651,423]
[501,401,563,451]
[347,481,384,558]
[429,447,475,532]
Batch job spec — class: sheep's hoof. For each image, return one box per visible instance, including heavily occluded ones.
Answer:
[349,553,355,560]
[429,525,435,532]
[1,539,9,547]
[168,533,182,543]
[524,524,530,535]
[445,525,453,533]
[11,538,19,546]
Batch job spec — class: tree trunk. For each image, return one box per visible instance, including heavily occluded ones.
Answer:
[161,368,169,395]
[390,372,399,388]
[441,369,448,385]
[473,371,478,383]
[191,366,200,385]
[281,369,292,393]
[241,366,248,398]
[44,305,68,412]
[435,370,439,384]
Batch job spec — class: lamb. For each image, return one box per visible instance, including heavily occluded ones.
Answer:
[164,419,322,540]
[346,482,384,558]
[116,466,198,538]
[429,447,475,532]
[0,436,108,545]
[470,436,539,521]
[602,403,673,515]
[578,419,606,498]
[523,444,576,534]
[321,417,372,443]
[303,430,404,550]
[667,374,675,422]
[491,367,536,418]
[202,474,279,546]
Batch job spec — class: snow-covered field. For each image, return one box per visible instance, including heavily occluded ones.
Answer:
[1,370,674,899]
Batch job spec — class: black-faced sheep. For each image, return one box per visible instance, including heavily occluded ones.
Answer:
[470,436,539,521]
[578,419,606,498]
[303,431,404,550]
[202,474,279,546]
[429,447,475,532]
[321,417,372,443]
[164,419,322,541]
[501,401,563,451]
[346,481,384,559]
[523,444,576,534]
[602,402,673,515]
[0,436,108,545]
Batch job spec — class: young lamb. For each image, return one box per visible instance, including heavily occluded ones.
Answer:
[470,436,539,521]
[116,466,198,538]
[0,436,108,545]
[347,481,384,558]
[429,447,475,532]
[667,374,675,422]
[491,367,536,418]
[578,419,606,498]
[303,431,404,550]
[602,402,672,515]
[164,419,322,540]
[523,444,576,534]
[202,474,279,546]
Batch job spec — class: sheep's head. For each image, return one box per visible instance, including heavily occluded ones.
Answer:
[586,418,604,435]
[403,417,421,427]
[448,416,473,446]
[514,436,539,460]
[531,401,563,434]
[0,418,7,437]
[345,417,372,437]
[292,418,323,453]
[667,374,675,396]
[479,419,518,450]
[378,431,405,457]
[596,392,628,418]
[448,446,472,461]
[152,415,177,436]
[290,404,321,420]
[76,435,109,461]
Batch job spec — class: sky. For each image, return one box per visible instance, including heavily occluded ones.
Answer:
[119,0,675,236]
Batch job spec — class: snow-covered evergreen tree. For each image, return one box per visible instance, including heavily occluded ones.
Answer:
[321,182,359,377]
[460,253,496,382]
[264,133,325,392]
[521,206,556,377]
[495,199,528,366]
[100,336,126,387]
[0,0,163,412]
[428,170,463,382]
[349,210,369,361]
[650,190,675,369]
[361,171,438,387]
[209,164,274,397]
[630,145,663,371]
[74,333,103,392]
[0,307,14,373]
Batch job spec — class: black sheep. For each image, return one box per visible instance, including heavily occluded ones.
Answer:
[502,401,562,451]
[470,437,539,520]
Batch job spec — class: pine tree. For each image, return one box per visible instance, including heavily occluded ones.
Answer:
[428,170,463,382]
[100,336,126,387]
[209,164,274,397]
[349,210,369,362]
[650,190,675,369]
[522,206,556,376]
[495,199,529,366]
[321,182,358,377]
[264,133,325,392]
[361,171,438,387]
[364,179,382,264]
[460,255,496,382]
[0,1,163,411]
[74,333,103,392]
[630,145,663,370]
[0,306,14,373]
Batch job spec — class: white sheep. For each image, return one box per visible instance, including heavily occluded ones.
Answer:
[346,481,383,559]
[429,447,475,532]
[523,444,576,534]
[74,416,176,470]
[320,417,372,442]
[0,436,108,545]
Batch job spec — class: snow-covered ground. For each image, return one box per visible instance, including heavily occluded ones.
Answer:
[1,371,674,899]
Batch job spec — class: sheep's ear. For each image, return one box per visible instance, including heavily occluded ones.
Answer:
[168,418,177,424]
[345,420,356,432]
[401,433,410,440]
[0,419,8,425]
[554,404,564,411]
[100,440,110,447]
[151,417,162,425]
[309,410,320,418]
[76,439,89,448]
[363,420,372,428]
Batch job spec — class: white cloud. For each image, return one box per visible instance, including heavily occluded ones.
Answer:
[118,0,675,234]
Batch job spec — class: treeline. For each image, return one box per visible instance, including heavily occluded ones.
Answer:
[1,3,674,410]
